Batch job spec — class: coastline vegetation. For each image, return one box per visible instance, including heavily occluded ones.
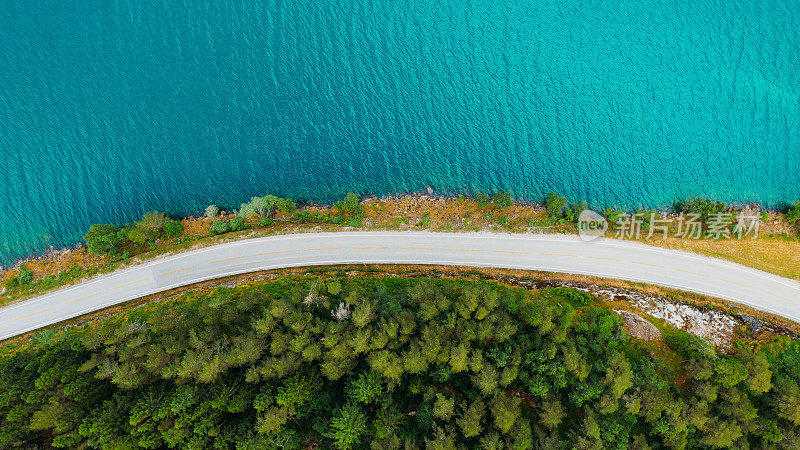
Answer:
[787,202,800,225]
[1,192,799,307]
[2,276,799,448]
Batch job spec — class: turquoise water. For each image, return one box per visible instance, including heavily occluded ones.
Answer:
[1,1,799,264]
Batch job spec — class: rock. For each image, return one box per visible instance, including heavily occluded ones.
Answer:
[598,287,738,347]
[616,310,662,342]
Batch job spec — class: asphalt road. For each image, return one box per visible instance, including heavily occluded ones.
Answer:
[1,231,799,340]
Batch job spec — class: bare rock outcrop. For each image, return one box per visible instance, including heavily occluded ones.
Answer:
[616,310,662,342]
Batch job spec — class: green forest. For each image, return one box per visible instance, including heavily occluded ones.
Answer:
[1,276,799,449]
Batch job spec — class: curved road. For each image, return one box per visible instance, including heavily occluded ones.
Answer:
[1,231,799,340]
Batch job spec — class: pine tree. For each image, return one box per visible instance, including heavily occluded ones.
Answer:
[449,342,470,373]
[472,363,499,396]
[490,391,521,434]
[348,371,383,404]
[433,394,456,420]
[457,399,485,438]
[539,395,565,429]
[351,300,374,328]
[329,402,367,449]
[403,343,429,374]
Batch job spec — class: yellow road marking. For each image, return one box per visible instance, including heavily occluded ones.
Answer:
[631,262,666,268]
[64,292,100,305]
[15,308,53,321]
[493,251,530,254]
[766,292,795,302]
[675,269,710,278]
[585,256,621,262]
[399,247,436,250]
[540,253,578,257]
[161,266,197,276]
[113,279,148,290]
[258,250,295,255]
[446,249,481,252]
[722,279,752,289]
[210,256,246,264]
[306,248,341,251]
[351,247,389,250]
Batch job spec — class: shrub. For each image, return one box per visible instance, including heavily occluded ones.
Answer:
[663,329,714,359]
[545,193,568,219]
[124,226,150,244]
[276,198,297,214]
[787,201,800,225]
[567,201,589,222]
[258,217,274,227]
[347,215,363,227]
[18,265,34,285]
[492,191,512,209]
[418,213,431,228]
[545,287,594,307]
[84,224,124,254]
[335,193,363,215]
[239,195,278,218]
[164,220,184,238]
[123,212,167,245]
[136,212,166,234]
[497,215,508,228]
[602,208,625,225]
[674,197,727,222]
[294,210,314,223]
[229,216,246,232]
[205,204,219,218]
[475,193,491,208]
[294,210,346,224]
[210,220,230,235]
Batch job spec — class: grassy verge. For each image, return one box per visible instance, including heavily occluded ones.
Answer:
[642,235,800,280]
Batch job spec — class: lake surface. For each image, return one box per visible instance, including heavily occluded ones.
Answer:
[1,0,799,264]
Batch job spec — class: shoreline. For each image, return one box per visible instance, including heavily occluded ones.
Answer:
[1,192,798,306]
[2,190,796,270]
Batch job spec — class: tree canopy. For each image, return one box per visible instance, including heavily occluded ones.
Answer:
[2,276,798,449]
